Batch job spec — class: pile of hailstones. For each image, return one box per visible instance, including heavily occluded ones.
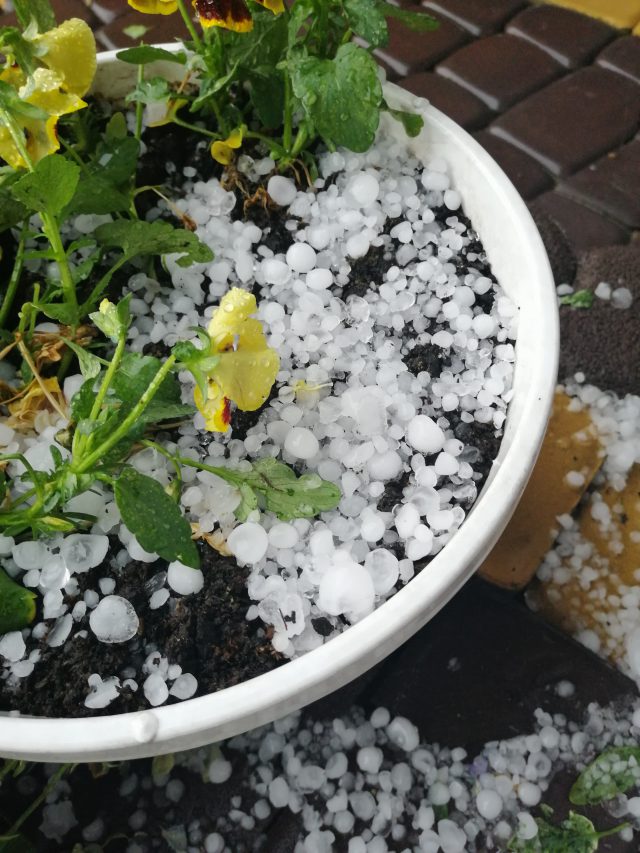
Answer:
[34,698,640,851]
[0,129,517,709]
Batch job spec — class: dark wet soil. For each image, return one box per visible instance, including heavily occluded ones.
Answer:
[0,542,282,718]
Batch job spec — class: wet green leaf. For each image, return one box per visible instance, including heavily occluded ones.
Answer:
[0,568,36,634]
[114,468,199,568]
[570,746,640,805]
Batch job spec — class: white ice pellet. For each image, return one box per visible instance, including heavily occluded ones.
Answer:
[406,416,445,455]
[88,595,139,644]
[306,268,333,290]
[12,541,48,571]
[284,427,320,460]
[364,549,399,595]
[143,671,169,707]
[0,631,26,662]
[267,175,297,207]
[269,523,300,549]
[227,522,269,565]
[387,717,420,752]
[476,789,503,820]
[169,673,198,700]
[346,172,380,207]
[286,242,317,274]
[61,534,109,574]
[167,561,204,596]
[318,555,375,622]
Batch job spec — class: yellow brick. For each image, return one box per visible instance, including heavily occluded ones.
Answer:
[543,0,640,29]
[532,465,640,665]
[479,391,603,590]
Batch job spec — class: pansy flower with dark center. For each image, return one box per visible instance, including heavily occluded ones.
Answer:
[193,0,284,32]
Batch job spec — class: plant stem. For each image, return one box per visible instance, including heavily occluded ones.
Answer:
[176,0,204,51]
[40,210,78,324]
[134,63,145,141]
[0,223,26,329]
[174,453,245,487]
[283,70,293,155]
[72,331,127,459]
[71,354,177,475]
[173,116,218,139]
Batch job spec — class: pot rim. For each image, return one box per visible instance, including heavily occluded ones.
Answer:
[0,46,558,762]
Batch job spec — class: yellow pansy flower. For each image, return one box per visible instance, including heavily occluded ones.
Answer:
[31,18,97,97]
[194,288,280,432]
[0,19,96,170]
[194,0,284,33]
[128,0,179,14]
[0,69,87,169]
[210,127,242,165]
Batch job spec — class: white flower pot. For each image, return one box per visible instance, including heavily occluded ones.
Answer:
[0,48,558,762]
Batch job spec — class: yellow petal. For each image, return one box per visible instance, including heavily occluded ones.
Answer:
[23,114,60,163]
[207,288,257,348]
[226,127,243,149]
[211,140,234,165]
[255,0,285,13]
[214,347,279,412]
[32,19,97,97]
[0,127,28,169]
[128,0,179,14]
[194,382,231,432]
[21,69,86,118]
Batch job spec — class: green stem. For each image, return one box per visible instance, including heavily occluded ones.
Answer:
[0,222,26,329]
[596,823,630,840]
[176,0,204,50]
[40,211,78,324]
[141,439,183,487]
[283,69,293,155]
[173,453,244,487]
[173,116,219,139]
[134,63,145,141]
[71,354,177,475]
[290,124,309,159]
[72,331,127,460]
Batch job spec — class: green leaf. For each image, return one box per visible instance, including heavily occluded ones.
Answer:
[559,290,594,309]
[31,300,78,326]
[105,112,128,141]
[508,808,628,852]
[60,338,102,380]
[0,568,36,634]
[232,458,341,521]
[386,105,424,138]
[11,155,80,217]
[111,352,194,424]
[0,178,28,232]
[114,468,200,568]
[343,0,389,47]
[249,70,285,129]
[116,46,187,66]
[290,43,383,152]
[94,219,213,268]
[125,76,171,106]
[63,175,131,218]
[235,482,259,523]
[70,378,97,422]
[570,746,640,805]
[13,0,56,33]
[380,1,439,32]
